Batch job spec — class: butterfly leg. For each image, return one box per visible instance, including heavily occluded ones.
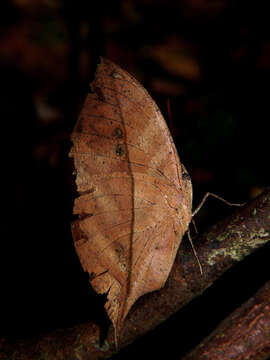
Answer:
[192,192,244,218]
[191,218,198,233]
[187,229,203,275]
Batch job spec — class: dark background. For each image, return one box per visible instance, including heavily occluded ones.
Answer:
[1,1,269,358]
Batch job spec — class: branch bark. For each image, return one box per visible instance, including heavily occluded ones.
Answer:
[183,280,270,360]
[1,189,269,360]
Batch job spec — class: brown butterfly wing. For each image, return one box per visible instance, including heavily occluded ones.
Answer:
[69,58,192,333]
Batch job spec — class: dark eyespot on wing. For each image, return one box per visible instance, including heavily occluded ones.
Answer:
[116,143,125,156]
[114,127,123,138]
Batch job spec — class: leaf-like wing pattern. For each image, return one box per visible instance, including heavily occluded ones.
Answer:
[69,57,192,337]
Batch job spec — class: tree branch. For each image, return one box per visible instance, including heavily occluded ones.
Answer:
[1,189,269,360]
[183,280,270,360]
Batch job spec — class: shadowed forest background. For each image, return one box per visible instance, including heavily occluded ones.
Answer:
[1,1,269,358]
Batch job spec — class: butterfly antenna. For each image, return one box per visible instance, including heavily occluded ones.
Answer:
[166,98,174,132]
[187,229,203,275]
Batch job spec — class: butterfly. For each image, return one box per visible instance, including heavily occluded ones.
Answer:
[69,57,240,344]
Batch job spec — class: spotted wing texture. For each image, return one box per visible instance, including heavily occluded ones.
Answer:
[69,57,192,335]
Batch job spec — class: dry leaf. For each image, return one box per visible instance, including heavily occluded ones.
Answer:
[69,58,192,341]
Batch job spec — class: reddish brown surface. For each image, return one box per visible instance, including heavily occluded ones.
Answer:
[1,190,269,360]
[69,58,193,337]
[183,280,270,360]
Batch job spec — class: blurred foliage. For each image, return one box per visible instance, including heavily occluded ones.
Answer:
[0,0,269,352]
